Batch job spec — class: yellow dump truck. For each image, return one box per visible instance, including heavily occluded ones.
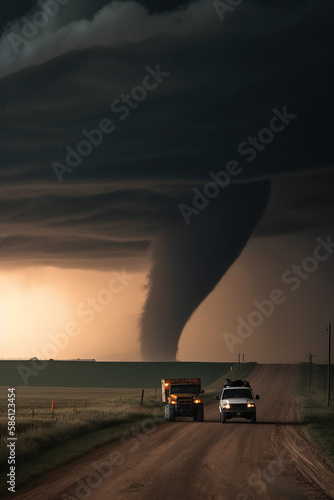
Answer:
[161,378,204,422]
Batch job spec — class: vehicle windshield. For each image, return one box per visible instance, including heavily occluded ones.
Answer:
[171,385,199,394]
[222,388,252,399]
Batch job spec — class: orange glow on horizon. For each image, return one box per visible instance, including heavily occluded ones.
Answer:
[0,266,148,361]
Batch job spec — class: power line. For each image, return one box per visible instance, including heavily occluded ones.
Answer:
[327,323,331,407]
[306,352,315,392]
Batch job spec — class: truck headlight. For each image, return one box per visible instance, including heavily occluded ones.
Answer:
[170,400,176,405]
[247,403,255,408]
[222,404,230,409]
[194,399,202,404]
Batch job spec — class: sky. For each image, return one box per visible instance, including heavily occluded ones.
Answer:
[0,0,333,364]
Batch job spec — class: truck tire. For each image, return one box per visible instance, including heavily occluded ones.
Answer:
[220,411,226,423]
[251,413,256,423]
[165,404,176,422]
[196,405,204,422]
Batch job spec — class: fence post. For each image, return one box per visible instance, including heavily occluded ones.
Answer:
[140,389,144,405]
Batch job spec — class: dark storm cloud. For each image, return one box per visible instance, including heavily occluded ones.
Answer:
[257,171,334,237]
[0,1,332,262]
[0,0,333,358]
[2,234,148,269]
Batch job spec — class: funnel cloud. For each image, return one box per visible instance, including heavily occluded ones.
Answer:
[0,0,333,362]
[140,181,271,360]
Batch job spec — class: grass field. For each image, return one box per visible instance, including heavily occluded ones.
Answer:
[0,361,256,494]
[0,360,233,388]
[0,387,164,494]
[296,363,334,462]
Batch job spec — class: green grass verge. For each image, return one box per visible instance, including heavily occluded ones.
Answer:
[296,363,334,462]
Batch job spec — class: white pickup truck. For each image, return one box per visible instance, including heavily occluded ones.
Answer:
[217,384,259,423]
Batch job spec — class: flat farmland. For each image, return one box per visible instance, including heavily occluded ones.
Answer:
[0,360,236,388]
[2,365,334,499]
[0,387,163,495]
[0,362,253,495]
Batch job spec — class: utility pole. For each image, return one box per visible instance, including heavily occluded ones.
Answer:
[306,353,315,392]
[327,323,331,407]
[242,354,245,363]
[238,353,240,366]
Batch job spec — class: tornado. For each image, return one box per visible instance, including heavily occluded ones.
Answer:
[140,180,271,360]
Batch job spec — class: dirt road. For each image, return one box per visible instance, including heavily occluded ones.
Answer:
[10,364,334,499]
